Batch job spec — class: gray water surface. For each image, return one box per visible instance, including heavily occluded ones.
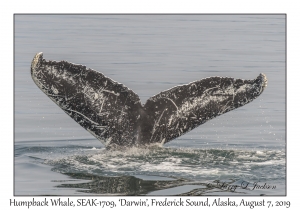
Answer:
[14,14,285,196]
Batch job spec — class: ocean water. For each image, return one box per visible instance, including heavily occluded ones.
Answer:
[14,14,285,196]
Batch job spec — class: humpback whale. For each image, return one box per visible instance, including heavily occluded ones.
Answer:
[31,52,267,148]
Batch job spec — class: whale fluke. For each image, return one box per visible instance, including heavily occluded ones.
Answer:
[31,52,267,148]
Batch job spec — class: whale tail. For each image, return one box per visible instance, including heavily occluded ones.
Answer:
[31,52,267,148]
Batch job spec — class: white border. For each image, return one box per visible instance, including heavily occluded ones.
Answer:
[2,0,297,209]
